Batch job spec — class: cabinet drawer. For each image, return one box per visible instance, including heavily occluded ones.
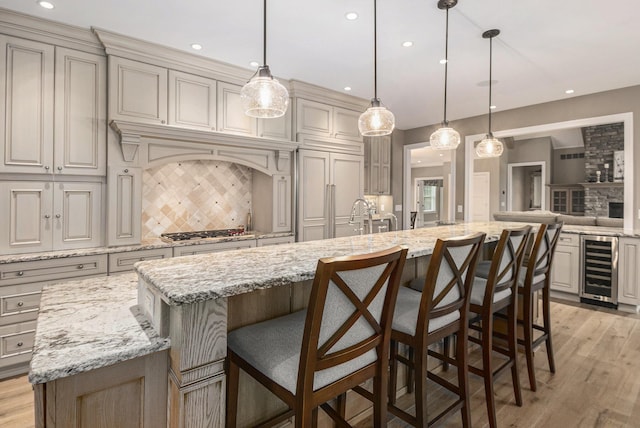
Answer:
[256,236,294,247]
[109,248,173,273]
[173,240,256,257]
[0,254,108,286]
[0,283,43,325]
[557,233,580,247]
[0,321,36,362]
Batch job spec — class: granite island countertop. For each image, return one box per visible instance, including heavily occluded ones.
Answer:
[28,272,170,385]
[135,221,535,306]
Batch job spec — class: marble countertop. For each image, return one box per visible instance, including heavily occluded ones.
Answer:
[136,221,530,306]
[0,231,293,265]
[28,272,171,385]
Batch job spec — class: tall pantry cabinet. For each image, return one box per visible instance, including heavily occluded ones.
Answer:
[0,34,106,254]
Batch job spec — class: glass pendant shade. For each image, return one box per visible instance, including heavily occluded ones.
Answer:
[241,66,289,118]
[476,134,504,158]
[430,125,460,150]
[358,99,395,136]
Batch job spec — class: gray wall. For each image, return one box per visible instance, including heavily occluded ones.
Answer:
[553,147,586,184]
[507,137,553,210]
[393,84,640,230]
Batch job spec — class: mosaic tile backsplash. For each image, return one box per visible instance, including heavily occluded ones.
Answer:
[142,160,252,239]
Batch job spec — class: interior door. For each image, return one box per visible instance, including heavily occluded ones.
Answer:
[331,153,364,238]
[471,172,491,222]
[298,150,330,242]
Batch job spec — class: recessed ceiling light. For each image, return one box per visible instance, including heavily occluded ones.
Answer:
[38,1,54,9]
[565,89,575,94]
[190,43,202,51]
[249,61,260,67]
[345,12,358,20]
[439,59,447,64]
[490,105,497,110]
[417,160,422,163]
[402,41,414,47]
[344,86,352,91]
[439,153,444,157]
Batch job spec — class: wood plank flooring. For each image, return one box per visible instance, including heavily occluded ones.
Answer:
[1,299,639,428]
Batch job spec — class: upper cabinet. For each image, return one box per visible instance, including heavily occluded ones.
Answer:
[0,36,54,175]
[0,37,106,176]
[296,99,361,143]
[168,70,216,132]
[109,56,168,125]
[364,136,391,195]
[216,81,257,136]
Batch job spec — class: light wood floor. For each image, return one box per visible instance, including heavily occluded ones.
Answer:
[2,300,639,428]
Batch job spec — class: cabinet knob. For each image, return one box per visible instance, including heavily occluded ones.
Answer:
[17,301,24,307]
[57,166,62,171]
[44,215,51,219]
[44,166,50,171]
[124,169,129,173]
[17,342,23,347]
[17,271,24,276]
[55,214,61,219]
[77,264,84,269]
[161,120,166,124]
[140,257,145,261]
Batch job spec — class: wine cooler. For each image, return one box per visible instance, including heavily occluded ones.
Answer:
[580,236,618,307]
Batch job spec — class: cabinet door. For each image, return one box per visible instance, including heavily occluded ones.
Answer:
[333,107,362,142]
[216,81,257,136]
[379,136,391,194]
[618,237,640,305]
[298,150,330,242]
[296,99,332,137]
[257,105,291,140]
[107,167,142,246]
[551,189,568,214]
[550,244,579,294]
[54,48,107,176]
[109,57,168,125]
[168,70,216,131]
[0,181,53,254]
[331,153,364,238]
[0,36,54,174]
[52,182,102,250]
[272,175,291,232]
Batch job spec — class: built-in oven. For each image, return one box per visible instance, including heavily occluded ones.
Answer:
[580,235,618,307]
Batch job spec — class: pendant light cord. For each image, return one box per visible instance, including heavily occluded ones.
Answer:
[263,0,267,66]
[373,0,378,100]
[443,5,450,124]
[488,34,493,135]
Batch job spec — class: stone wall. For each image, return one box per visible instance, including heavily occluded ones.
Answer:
[583,122,624,217]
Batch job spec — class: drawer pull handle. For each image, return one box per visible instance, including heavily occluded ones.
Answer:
[17,271,24,276]
[140,257,145,261]
[77,264,84,269]
[17,301,24,307]
[17,342,23,347]
[44,215,51,219]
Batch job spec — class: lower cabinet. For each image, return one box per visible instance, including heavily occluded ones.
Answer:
[34,350,168,428]
[173,239,256,257]
[256,236,295,247]
[550,233,580,295]
[618,237,640,306]
[108,247,173,273]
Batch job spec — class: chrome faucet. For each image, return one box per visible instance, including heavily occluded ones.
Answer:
[348,198,373,235]
[383,212,398,232]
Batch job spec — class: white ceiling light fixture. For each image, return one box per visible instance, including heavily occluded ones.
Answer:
[402,41,414,47]
[344,86,352,91]
[430,0,461,151]
[240,0,289,118]
[190,43,202,51]
[345,12,359,20]
[38,1,54,9]
[476,29,504,158]
[565,89,575,94]
[358,0,395,137]
[249,61,260,67]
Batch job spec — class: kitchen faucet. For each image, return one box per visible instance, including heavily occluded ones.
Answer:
[383,212,398,231]
[348,198,373,235]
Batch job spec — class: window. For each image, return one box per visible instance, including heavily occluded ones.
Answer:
[423,185,437,213]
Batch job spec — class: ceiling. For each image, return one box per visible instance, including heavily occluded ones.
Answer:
[5,0,640,130]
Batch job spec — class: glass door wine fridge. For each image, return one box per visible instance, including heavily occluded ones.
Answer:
[580,235,618,307]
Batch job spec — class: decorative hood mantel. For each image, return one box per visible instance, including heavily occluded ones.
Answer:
[110,120,298,175]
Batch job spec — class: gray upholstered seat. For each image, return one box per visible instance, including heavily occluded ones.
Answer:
[475,260,491,279]
[469,277,512,307]
[392,285,460,337]
[228,309,377,394]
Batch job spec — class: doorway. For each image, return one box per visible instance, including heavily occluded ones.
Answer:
[414,177,444,227]
[507,161,546,211]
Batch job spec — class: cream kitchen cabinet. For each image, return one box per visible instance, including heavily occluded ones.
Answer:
[0,36,54,175]
[0,38,106,175]
[256,236,295,247]
[550,232,580,295]
[172,239,256,257]
[364,135,391,195]
[168,70,217,131]
[0,181,102,255]
[253,174,292,233]
[618,237,640,306]
[107,167,142,247]
[109,56,168,125]
[108,247,173,274]
[297,150,364,242]
[216,81,291,140]
[296,98,361,142]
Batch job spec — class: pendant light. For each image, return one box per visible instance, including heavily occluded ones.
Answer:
[430,0,460,150]
[240,0,289,118]
[475,29,504,158]
[358,0,395,136]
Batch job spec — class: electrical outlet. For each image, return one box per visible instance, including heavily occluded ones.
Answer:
[395,204,402,212]
[457,205,463,213]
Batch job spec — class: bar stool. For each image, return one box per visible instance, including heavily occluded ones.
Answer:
[517,222,563,391]
[467,225,531,428]
[226,246,408,428]
[388,232,485,427]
